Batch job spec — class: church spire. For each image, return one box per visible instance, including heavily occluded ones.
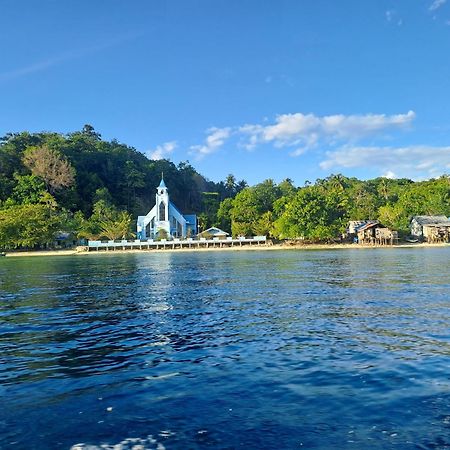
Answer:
[158,172,167,189]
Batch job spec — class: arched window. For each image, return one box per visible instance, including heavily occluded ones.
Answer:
[159,201,165,221]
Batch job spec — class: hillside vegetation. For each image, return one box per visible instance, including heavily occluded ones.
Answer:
[0,126,449,248]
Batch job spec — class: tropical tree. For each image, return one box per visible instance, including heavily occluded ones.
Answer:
[10,174,46,205]
[0,197,62,249]
[23,145,75,194]
[100,211,134,240]
[274,186,347,241]
[216,197,233,232]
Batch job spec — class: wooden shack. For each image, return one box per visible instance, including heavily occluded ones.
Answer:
[345,220,370,240]
[357,221,398,245]
[410,216,450,242]
[422,224,450,243]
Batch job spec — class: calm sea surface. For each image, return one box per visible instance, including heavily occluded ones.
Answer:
[1,248,450,449]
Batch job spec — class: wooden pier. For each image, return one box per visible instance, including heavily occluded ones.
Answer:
[84,236,268,252]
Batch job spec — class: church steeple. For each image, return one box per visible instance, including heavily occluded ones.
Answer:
[156,173,169,221]
[158,172,167,189]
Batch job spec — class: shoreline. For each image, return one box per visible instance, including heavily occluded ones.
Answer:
[2,242,449,257]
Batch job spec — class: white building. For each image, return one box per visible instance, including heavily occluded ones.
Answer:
[136,177,197,239]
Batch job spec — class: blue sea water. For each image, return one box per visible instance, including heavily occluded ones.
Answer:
[0,248,450,449]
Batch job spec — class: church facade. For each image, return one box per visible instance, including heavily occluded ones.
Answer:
[136,177,197,239]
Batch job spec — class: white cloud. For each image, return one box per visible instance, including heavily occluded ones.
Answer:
[289,147,308,157]
[189,127,231,158]
[430,0,446,11]
[320,145,450,178]
[149,141,177,160]
[238,111,415,152]
[385,10,402,25]
[383,170,397,179]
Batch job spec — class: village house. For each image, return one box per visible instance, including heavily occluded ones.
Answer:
[198,227,229,240]
[136,177,197,240]
[346,220,372,240]
[353,221,398,245]
[410,216,450,243]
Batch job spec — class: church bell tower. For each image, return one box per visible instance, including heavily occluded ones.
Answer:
[156,175,169,222]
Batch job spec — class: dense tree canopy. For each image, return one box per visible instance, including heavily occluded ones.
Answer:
[0,126,449,248]
[221,174,450,241]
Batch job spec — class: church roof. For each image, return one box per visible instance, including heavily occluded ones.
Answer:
[158,177,167,188]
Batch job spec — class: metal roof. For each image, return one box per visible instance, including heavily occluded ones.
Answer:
[412,215,450,225]
[200,227,229,236]
[158,177,167,189]
[355,221,380,232]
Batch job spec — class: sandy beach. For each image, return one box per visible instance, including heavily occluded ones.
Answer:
[2,241,449,258]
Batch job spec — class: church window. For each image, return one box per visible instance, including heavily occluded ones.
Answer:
[159,201,165,220]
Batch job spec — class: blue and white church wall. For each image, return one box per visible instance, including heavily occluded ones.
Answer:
[136,177,197,239]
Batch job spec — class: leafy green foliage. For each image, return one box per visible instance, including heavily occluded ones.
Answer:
[0,199,62,249]
[77,195,134,241]
[217,173,450,240]
[1,126,449,247]
[10,174,46,205]
[273,185,347,241]
[0,126,245,248]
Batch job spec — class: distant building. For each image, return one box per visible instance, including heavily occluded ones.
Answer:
[198,227,229,240]
[410,216,450,237]
[410,215,450,242]
[136,177,197,239]
[347,220,375,236]
[354,221,398,245]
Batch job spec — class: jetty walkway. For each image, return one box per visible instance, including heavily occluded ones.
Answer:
[85,236,268,252]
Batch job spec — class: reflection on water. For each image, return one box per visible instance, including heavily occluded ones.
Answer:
[1,248,450,449]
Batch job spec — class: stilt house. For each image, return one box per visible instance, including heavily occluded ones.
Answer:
[410,216,450,243]
[356,221,398,245]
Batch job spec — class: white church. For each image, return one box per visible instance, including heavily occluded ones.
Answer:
[136,177,197,240]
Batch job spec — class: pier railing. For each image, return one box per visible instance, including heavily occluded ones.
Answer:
[86,236,267,251]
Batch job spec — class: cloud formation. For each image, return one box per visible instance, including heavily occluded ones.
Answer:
[190,127,231,158]
[152,109,436,179]
[429,0,446,11]
[239,111,415,152]
[385,10,403,26]
[320,145,450,178]
[148,141,177,160]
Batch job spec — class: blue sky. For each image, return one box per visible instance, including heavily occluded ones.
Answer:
[1,0,450,185]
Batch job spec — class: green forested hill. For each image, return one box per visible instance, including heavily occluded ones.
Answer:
[0,125,449,248]
[0,125,222,215]
[0,125,245,248]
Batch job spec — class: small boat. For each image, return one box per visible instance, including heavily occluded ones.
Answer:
[405,238,419,243]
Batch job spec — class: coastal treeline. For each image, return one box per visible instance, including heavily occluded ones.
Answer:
[0,126,246,248]
[1,126,449,248]
[224,175,450,241]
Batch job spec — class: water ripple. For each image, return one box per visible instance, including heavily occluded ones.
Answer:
[1,249,450,449]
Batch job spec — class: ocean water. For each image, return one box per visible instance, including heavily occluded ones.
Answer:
[1,248,450,449]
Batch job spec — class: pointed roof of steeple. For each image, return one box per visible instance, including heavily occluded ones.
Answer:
[158,173,167,189]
